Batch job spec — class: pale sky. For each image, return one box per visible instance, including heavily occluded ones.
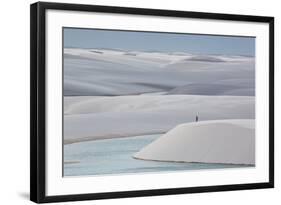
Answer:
[64,28,255,56]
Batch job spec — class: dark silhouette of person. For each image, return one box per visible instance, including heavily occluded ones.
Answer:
[196,115,199,122]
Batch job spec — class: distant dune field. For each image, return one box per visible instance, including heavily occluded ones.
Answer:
[64,48,255,96]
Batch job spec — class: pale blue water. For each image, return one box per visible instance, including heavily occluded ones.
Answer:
[64,134,250,176]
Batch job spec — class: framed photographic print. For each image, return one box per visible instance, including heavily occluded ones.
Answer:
[30,2,274,203]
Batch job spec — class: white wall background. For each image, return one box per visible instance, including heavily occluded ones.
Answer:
[0,0,279,204]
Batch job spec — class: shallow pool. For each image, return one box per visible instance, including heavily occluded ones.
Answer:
[64,134,250,177]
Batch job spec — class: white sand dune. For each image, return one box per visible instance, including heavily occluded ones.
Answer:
[64,95,254,144]
[64,95,254,115]
[134,119,255,165]
[167,83,254,96]
[64,48,254,96]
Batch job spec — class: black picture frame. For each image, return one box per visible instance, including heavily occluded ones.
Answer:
[30,2,274,203]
